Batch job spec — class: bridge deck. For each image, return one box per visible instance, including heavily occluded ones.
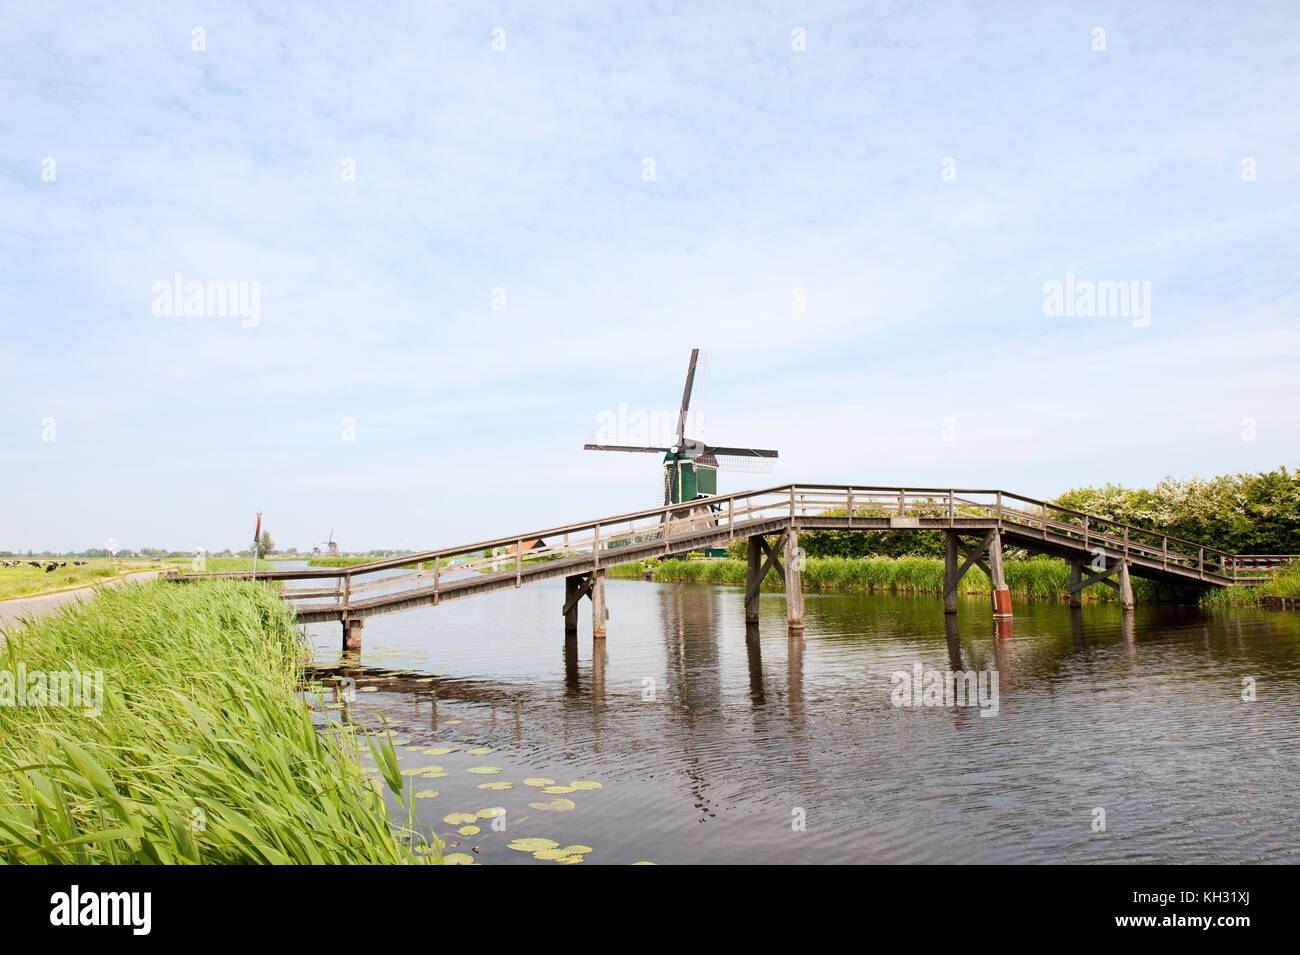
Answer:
[173,484,1284,625]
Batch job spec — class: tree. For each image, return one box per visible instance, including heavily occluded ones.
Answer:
[257,531,275,558]
[1054,467,1299,554]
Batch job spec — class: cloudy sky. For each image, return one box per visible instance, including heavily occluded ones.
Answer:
[2,1,1296,553]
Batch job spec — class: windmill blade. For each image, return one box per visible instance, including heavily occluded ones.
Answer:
[704,445,779,474]
[702,446,779,458]
[584,443,670,453]
[674,348,700,445]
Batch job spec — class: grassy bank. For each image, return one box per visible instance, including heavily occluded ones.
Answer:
[1199,562,1300,607]
[0,580,435,864]
[608,556,1175,604]
[162,556,271,574]
[308,555,403,568]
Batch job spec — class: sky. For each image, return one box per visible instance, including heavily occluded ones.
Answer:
[1,1,1297,554]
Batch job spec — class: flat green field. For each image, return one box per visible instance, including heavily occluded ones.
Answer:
[0,559,167,601]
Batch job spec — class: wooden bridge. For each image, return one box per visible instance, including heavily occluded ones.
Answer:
[172,484,1283,650]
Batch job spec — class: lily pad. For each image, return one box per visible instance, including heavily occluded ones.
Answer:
[561,845,594,855]
[523,777,556,787]
[458,825,480,836]
[507,837,558,852]
[442,812,478,826]
[476,806,507,819]
[477,781,514,791]
[466,747,492,755]
[528,798,576,812]
[424,747,457,756]
[414,790,440,799]
[569,780,603,791]
[532,848,571,860]
[466,766,503,775]
[443,852,476,865]
[541,785,577,794]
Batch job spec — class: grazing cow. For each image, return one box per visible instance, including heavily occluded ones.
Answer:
[45,562,57,573]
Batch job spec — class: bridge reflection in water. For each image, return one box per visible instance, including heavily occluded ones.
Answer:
[299,580,1300,865]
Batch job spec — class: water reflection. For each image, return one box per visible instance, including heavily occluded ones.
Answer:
[300,577,1300,865]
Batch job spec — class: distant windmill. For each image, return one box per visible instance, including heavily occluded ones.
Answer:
[585,349,779,509]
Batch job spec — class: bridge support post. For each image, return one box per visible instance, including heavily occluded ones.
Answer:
[591,569,608,639]
[943,532,959,614]
[1069,563,1083,608]
[562,572,607,638]
[1118,559,1134,611]
[785,527,804,632]
[745,536,762,624]
[942,531,995,614]
[564,575,582,634]
[342,618,364,652]
[988,530,1013,618]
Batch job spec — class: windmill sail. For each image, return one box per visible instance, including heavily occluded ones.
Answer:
[675,348,699,446]
[583,348,778,503]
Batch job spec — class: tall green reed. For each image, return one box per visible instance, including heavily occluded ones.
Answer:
[0,579,435,864]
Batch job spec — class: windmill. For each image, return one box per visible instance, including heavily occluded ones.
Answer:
[584,349,779,512]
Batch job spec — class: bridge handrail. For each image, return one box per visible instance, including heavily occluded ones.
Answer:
[172,484,1297,595]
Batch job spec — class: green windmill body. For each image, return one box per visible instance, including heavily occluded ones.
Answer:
[586,350,778,524]
[663,445,718,506]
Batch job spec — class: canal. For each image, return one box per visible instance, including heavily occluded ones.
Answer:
[291,564,1300,864]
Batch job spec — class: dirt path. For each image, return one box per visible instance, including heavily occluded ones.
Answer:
[0,570,163,636]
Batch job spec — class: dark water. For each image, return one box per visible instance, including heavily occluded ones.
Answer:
[292,565,1300,864]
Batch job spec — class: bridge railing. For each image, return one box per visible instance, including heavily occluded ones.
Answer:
[173,484,1292,611]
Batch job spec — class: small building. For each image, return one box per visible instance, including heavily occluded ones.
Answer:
[504,539,547,556]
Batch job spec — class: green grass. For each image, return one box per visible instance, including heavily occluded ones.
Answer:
[0,579,437,864]
[0,559,167,601]
[610,555,1170,603]
[308,555,395,568]
[307,555,453,568]
[1200,562,1300,607]
[159,556,275,574]
[1263,562,1300,596]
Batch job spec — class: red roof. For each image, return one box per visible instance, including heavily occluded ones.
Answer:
[505,539,546,555]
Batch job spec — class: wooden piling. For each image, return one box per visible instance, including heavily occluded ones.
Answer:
[988,529,1013,617]
[745,535,761,624]
[943,532,959,614]
[342,618,364,652]
[563,575,581,633]
[591,568,607,639]
[784,527,804,631]
[1118,559,1134,611]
